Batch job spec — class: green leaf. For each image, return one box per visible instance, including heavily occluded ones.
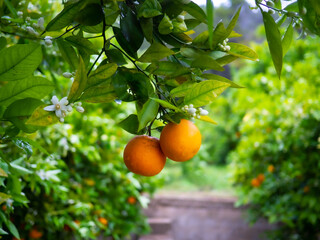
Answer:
[139,42,175,63]
[5,219,20,239]
[150,97,181,112]
[0,37,7,51]
[0,193,10,205]
[158,14,173,35]
[211,21,227,48]
[45,0,84,31]
[192,31,209,47]
[184,80,230,107]
[65,35,99,55]
[206,0,214,47]
[172,19,187,33]
[0,77,54,107]
[12,138,33,158]
[201,73,244,88]
[198,115,217,124]
[228,30,242,38]
[68,57,87,102]
[13,137,50,156]
[183,1,207,23]
[56,38,78,70]
[4,98,43,119]
[10,163,32,175]
[25,105,59,127]
[81,80,116,103]
[140,17,153,42]
[226,7,241,36]
[74,3,104,26]
[282,23,294,56]
[113,27,138,59]
[118,114,139,134]
[87,63,118,87]
[262,12,283,78]
[227,42,259,61]
[120,9,144,53]
[106,49,127,66]
[146,61,189,78]
[0,43,42,81]
[215,54,238,66]
[138,99,159,131]
[0,168,8,177]
[185,19,201,30]
[191,55,224,71]
[138,0,162,18]
[170,81,196,97]
[284,2,298,12]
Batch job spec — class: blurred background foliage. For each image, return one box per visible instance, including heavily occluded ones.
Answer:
[1,0,320,239]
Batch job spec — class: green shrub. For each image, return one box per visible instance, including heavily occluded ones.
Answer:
[229,37,320,240]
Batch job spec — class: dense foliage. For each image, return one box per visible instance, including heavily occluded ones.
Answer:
[229,36,320,240]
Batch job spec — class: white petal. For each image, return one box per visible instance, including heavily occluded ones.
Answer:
[55,109,63,118]
[51,95,59,105]
[44,105,55,111]
[66,105,73,112]
[59,117,65,123]
[76,106,84,113]
[60,97,69,106]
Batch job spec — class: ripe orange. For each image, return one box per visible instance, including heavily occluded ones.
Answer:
[123,135,166,176]
[29,228,43,239]
[251,178,261,187]
[257,173,265,183]
[98,217,108,226]
[267,165,275,173]
[127,196,137,205]
[160,119,201,162]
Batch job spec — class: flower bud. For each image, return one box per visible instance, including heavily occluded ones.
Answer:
[63,72,73,78]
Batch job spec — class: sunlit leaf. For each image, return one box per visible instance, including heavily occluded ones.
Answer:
[87,63,118,87]
[198,115,217,124]
[81,81,117,103]
[25,105,58,127]
[138,0,162,18]
[138,99,159,131]
[56,38,78,70]
[184,80,230,107]
[228,42,259,61]
[201,73,244,88]
[0,43,42,81]
[170,81,196,97]
[158,14,173,35]
[150,97,181,112]
[139,42,174,62]
[68,57,87,102]
[282,23,294,56]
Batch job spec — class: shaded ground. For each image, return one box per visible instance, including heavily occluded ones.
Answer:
[140,192,276,240]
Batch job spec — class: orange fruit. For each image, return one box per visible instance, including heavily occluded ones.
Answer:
[123,135,166,176]
[160,119,201,162]
[127,196,137,205]
[267,165,275,173]
[29,228,43,239]
[257,173,265,183]
[251,178,261,187]
[98,217,108,226]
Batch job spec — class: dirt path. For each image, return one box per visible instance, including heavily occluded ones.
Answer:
[140,192,276,240]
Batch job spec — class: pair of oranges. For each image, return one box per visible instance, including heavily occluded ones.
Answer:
[123,119,201,176]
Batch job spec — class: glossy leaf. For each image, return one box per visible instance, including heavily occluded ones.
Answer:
[140,17,153,42]
[183,1,207,23]
[68,57,87,102]
[150,97,181,112]
[12,138,33,158]
[118,114,140,134]
[201,73,244,88]
[25,105,58,127]
[5,217,20,239]
[158,14,173,35]
[206,0,214,47]
[113,27,138,59]
[199,115,217,124]
[138,99,159,131]
[106,49,127,66]
[74,3,104,26]
[65,35,99,55]
[211,21,227,48]
[139,41,175,63]
[184,80,230,107]
[45,0,84,31]
[14,137,50,156]
[170,81,196,97]
[0,43,42,81]
[191,55,224,71]
[262,12,283,78]
[87,63,118,87]
[0,77,54,107]
[120,10,144,55]
[138,0,162,18]
[147,61,189,78]
[282,23,294,56]
[4,98,43,119]
[227,42,259,61]
[226,7,241,36]
[216,55,238,66]
[81,81,116,103]
[56,38,78,70]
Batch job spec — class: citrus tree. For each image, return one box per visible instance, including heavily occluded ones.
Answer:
[0,0,319,239]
